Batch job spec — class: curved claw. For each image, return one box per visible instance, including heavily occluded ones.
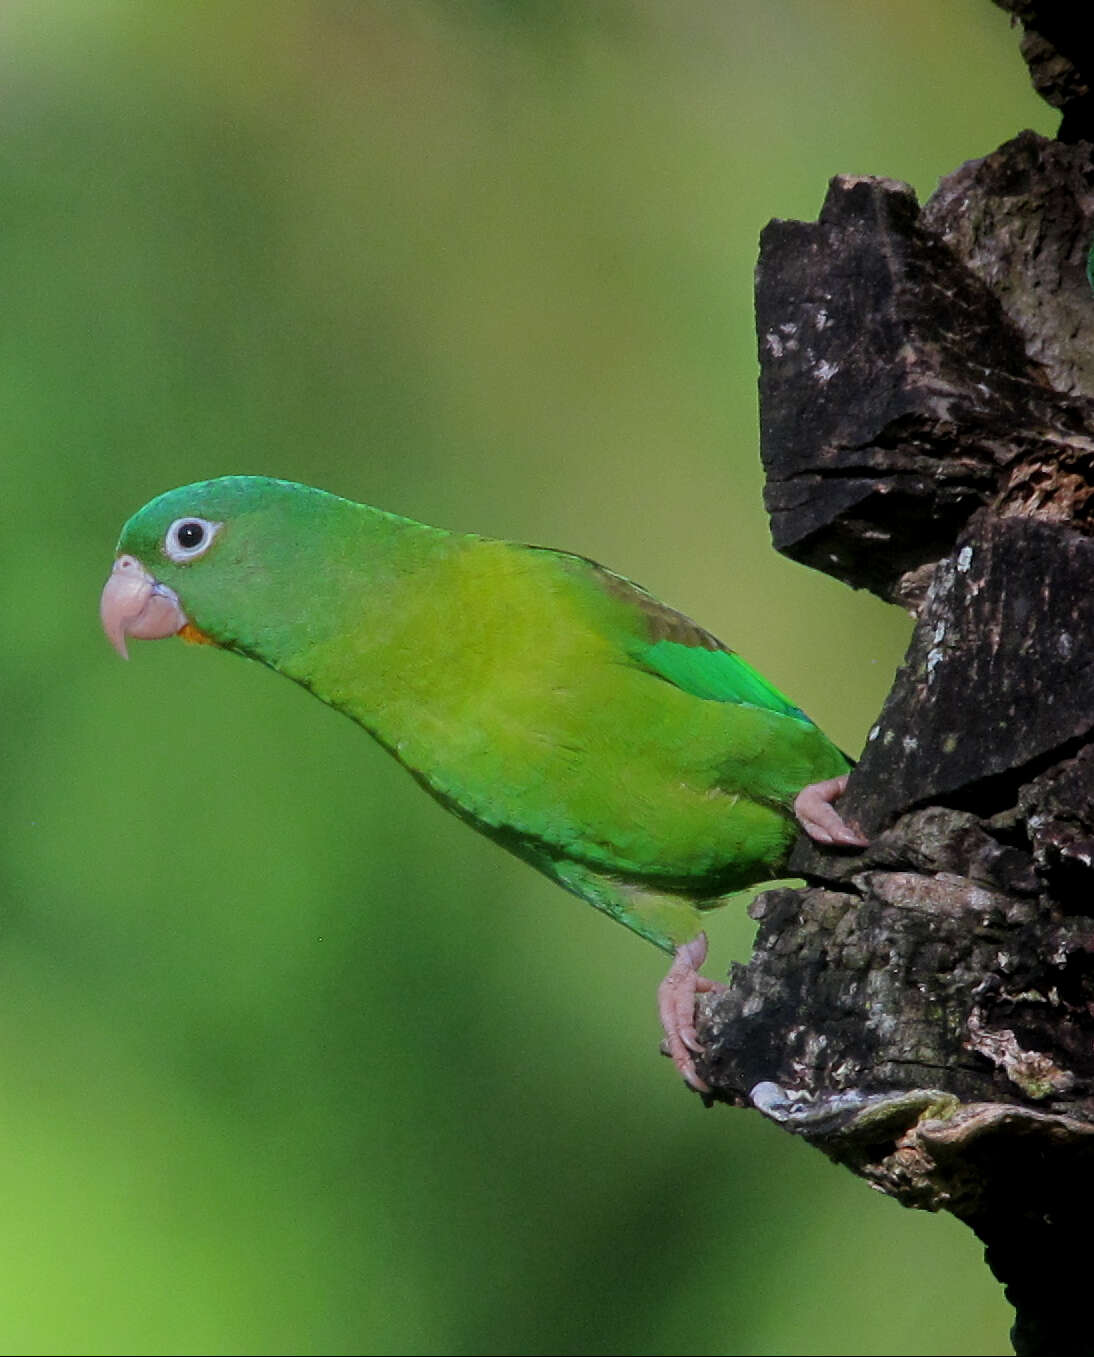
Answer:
[657,932,726,1092]
[793,774,868,847]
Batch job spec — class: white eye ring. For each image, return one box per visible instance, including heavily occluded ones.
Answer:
[164,516,221,563]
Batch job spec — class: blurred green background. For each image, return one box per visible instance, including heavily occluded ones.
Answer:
[3,2,1053,1353]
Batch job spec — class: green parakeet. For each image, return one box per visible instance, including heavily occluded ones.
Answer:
[101,476,864,1088]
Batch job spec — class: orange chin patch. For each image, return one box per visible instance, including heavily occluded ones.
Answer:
[178,621,219,648]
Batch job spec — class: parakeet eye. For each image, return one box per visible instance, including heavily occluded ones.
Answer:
[164,517,220,563]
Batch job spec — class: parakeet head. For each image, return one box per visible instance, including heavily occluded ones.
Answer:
[100,475,361,661]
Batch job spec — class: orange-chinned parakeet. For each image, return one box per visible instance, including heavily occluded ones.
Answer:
[101,476,864,1088]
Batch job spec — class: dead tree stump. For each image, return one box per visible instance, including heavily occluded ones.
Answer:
[693,7,1094,1353]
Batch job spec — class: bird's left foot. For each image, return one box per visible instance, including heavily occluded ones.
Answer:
[657,931,726,1092]
[794,774,868,847]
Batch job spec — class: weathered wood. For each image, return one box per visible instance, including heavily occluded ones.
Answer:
[707,9,1094,1350]
[993,0,1094,142]
[755,142,1094,610]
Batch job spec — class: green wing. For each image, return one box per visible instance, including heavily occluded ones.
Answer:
[635,635,810,718]
[570,554,814,722]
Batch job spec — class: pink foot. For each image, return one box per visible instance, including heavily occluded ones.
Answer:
[657,931,726,1092]
[793,774,868,847]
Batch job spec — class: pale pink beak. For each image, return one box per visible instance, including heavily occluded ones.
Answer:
[100,554,188,659]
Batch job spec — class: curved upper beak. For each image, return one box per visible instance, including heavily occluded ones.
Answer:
[100,555,188,659]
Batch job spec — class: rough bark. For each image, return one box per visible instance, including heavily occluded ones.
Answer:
[993,1,1094,143]
[695,9,1094,1354]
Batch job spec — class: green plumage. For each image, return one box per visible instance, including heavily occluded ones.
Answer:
[112,476,850,952]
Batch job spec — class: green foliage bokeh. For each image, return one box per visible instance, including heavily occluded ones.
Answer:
[3,3,1053,1353]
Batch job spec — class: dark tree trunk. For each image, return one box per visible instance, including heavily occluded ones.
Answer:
[692,8,1094,1354]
